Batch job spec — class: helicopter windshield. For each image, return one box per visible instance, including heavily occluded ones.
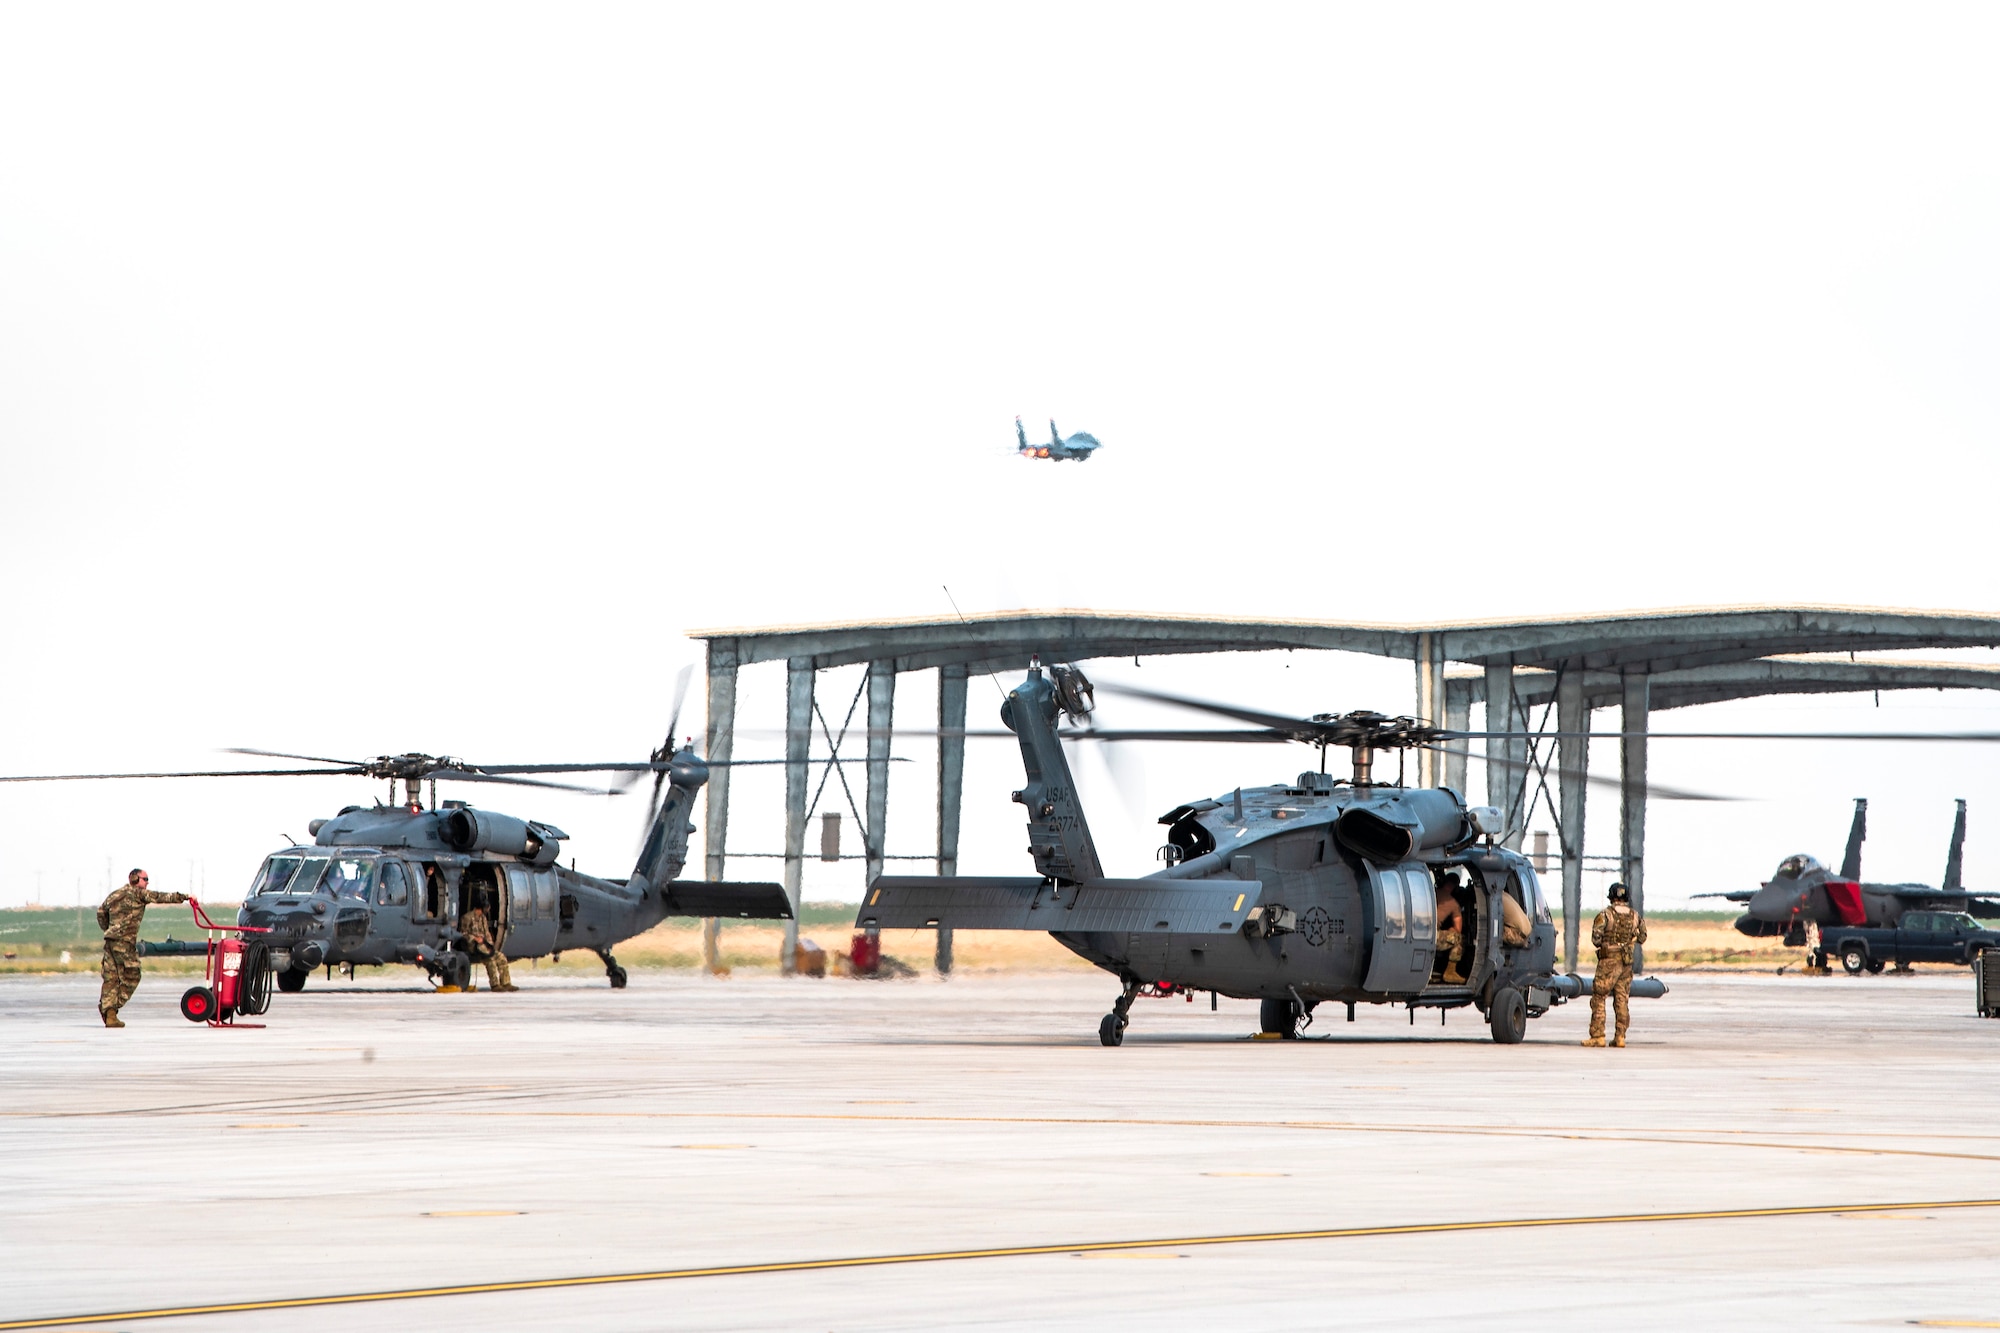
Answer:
[252,855,329,896]
[250,856,302,896]
[323,858,375,901]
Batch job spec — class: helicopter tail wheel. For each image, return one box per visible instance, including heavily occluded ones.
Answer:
[1841,947,1867,976]
[608,963,629,989]
[179,986,216,1024]
[276,968,308,994]
[1258,996,1300,1039]
[1487,987,1526,1044]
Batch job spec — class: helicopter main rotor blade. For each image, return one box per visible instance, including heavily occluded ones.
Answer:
[222,747,367,767]
[1413,745,1736,803]
[427,769,624,796]
[1091,681,1320,733]
[0,767,371,783]
[1049,728,1289,743]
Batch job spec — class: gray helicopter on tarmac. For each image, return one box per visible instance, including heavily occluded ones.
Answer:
[0,691,791,1000]
[858,662,1664,1046]
[1695,797,2000,948]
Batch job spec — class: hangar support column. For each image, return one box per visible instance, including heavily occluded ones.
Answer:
[781,657,815,974]
[1620,669,1649,974]
[934,664,968,975]
[1555,666,1588,975]
[1443,680,1471,796]
[863,661,895,885]
[701,646,738,974]
[1484,664,1526,848]
[1415,634,1447,786]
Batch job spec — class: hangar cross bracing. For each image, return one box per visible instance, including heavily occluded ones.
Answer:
[689,606,2000,974]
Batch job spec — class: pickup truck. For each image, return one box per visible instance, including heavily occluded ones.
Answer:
[1821,911,2000,975]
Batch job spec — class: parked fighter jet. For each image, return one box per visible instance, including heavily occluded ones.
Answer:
[1698,799,2000,943]
[1016,415,1101,462]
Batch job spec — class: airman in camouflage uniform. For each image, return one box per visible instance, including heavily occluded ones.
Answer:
[1584,881,1646,1048]
[96,869,189,1027]
[1435,882,1467,984]
[459,903,516,992]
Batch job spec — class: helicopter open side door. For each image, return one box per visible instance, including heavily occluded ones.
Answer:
[1361,862,1436,994]
[501,865,560,959]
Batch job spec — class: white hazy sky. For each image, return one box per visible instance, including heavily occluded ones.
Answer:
[3,3,1998,912]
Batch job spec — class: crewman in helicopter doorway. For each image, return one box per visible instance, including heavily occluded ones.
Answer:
[459,894,516,992]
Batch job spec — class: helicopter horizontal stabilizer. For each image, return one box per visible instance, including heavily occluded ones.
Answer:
[858,876,1263,935]
[663,881,794,920]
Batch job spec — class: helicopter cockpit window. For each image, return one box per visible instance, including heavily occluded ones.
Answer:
[324,858,375,901]
[1519,866,1553,924]
[1776,854,1822,878]
[378,861,410,907]
[250,856,303,897]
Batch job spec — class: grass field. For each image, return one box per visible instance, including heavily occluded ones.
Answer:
[2,901,1977,978]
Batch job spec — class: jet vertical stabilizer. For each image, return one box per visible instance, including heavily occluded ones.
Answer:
[1944,798,1968,892]
[1840,798,1868,880]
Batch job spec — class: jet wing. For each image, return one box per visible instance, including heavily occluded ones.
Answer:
[1877,885,2000,914]
[664,880,793,919]
[858,876,1262,935]
[1689,892,1756,903]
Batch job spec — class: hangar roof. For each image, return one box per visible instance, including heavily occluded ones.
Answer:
[691,606,2000,675]
[1446,656,2000,713]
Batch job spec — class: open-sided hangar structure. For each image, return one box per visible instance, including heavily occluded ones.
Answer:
[691,607,2000,974]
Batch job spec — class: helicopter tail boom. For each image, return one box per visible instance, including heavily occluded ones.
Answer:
[1003,665,1105,884]
[858,875,1261,935]
[663,880,793,919]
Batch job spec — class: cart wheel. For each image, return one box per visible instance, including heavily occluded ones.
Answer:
[180,987,216,1023]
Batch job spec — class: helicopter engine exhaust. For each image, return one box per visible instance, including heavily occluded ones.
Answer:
[439,809,564,867]
[1333,789,1468,863]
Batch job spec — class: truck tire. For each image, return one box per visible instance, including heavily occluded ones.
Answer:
[1841,946,1867,976]
[1487,987,1526,1044]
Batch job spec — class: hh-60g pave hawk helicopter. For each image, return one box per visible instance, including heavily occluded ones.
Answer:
[1,702,792,997]
[857,662,1666,1046]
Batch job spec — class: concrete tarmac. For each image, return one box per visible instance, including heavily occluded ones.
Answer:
[4,967,1999,1331]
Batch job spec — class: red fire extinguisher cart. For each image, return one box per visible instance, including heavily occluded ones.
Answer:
[178,898,273,1028]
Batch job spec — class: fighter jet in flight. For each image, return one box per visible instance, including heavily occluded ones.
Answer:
[1016,415,1102,462]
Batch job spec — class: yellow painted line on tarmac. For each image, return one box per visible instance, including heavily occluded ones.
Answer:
[3,1199,1998,1329]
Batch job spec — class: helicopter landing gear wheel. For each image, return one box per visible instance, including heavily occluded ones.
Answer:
[598,949,627,989]
[1259,996,1302,1039]
[1487,987,1527,1044]
[1869,959,1889,974]
[276,968,308,994]
[1841,947,1867,975]
[179,986,216,1023]
[1099,979,1138,1047]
